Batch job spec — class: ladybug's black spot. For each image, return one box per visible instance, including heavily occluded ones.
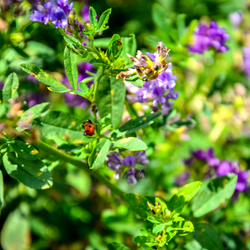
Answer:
[86,130,89,132]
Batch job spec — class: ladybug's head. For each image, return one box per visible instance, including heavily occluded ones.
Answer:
[86,119,93,124]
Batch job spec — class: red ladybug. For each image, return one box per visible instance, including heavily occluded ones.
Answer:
[83,119,95,136]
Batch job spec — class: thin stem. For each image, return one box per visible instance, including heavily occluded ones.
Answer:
[90,39,103,61]
[93,66,104,102]
[33,140,125,198]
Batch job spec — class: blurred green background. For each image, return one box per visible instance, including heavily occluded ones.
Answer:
[0,0,250,249]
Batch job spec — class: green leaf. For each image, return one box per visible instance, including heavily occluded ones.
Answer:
[152,223,166,234]
[113,137,147,151]
[145,242,158,247]
[3,152,53,189]
[110,77,126,129]
[133,236,152,249]
[182,19,198,45]
[155,197,168,211]
[168,181,202,214]
[19,102,51,121]
[64,47,78,90]
[10,141,39,160]
[93,37,110,48]
[107,34,123,62]
[166,231,177,243]
[147,216,162,224]
[177,14,186,41]
[78,80,92,97]
[96,75,125,129]
[152,3,177,41]
[116,112,161,136]
[78,77,94,96]
[89,6,98,26]
[96,8,112,32]
[0,170,3,212]
[1,209,31,250]
[0,103,7,118]
[3,73,19,103]
[124,193,151,219]
[107,242,131,250]
[164,119,196,131]
[192,174,237,217]
[174,221,194,234]
[20,64,69,93]
[193,224,223,250]
[88,139,112,170]
[63,34,87,57]
[36,110,94,144]
[121,34,137,63]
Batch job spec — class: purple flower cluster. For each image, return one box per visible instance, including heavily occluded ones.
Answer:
[229,11,243,29]
[63,62,94,109]
[23,92,46,107]
[243,46,250,78]
[126,57,179,115]
[177,148,249,201]
[29,0,73,28]
[81,6,89,23]
[187,21,230,54]
[106,150,149,184]
[217,161,249,200]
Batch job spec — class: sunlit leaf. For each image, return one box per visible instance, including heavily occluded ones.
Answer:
[64,47,78,90]
[3,73,19,103]
[0,170,3,212]
[192,174,237,217]
[20,64,69,93]
[3,152,53,190]
[124,193,151,219]
[96,8,112,32]
[107,242,132,250]
[168,181,202,214]
[193,224,223,250]
[88,139,112,170]
[89,6,98,26]
[113,137,147,151]
[1,209,31,250]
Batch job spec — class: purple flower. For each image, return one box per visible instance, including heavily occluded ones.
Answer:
[229,11,243,29]
[183,148,249,201]
[184,148,220,169]
[52,7,68,28]
[57,0,73,15]
[30,2,53,25]
[63,62,94,109]
[128,61,179,115]
[175,171,190,186]
[26,75,39,84]
[150,209,156,214]
[217,161,232,176]
[106,147,149,185]
[106,152,123,180]
[187,21,230,54]
[81,6,89,23]
[135,151,149,165]
[123,155,136,167]
[29,0,72,29]
[243,46,250,78]
[236,171,248,192]
[216,161,249,200]
[23,92,46,107]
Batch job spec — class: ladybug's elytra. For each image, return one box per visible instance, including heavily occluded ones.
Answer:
[83,119,95,136]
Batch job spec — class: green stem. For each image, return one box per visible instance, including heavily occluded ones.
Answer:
[93,66,104,102]
[33,140,125,198]
[90,39,103,61]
